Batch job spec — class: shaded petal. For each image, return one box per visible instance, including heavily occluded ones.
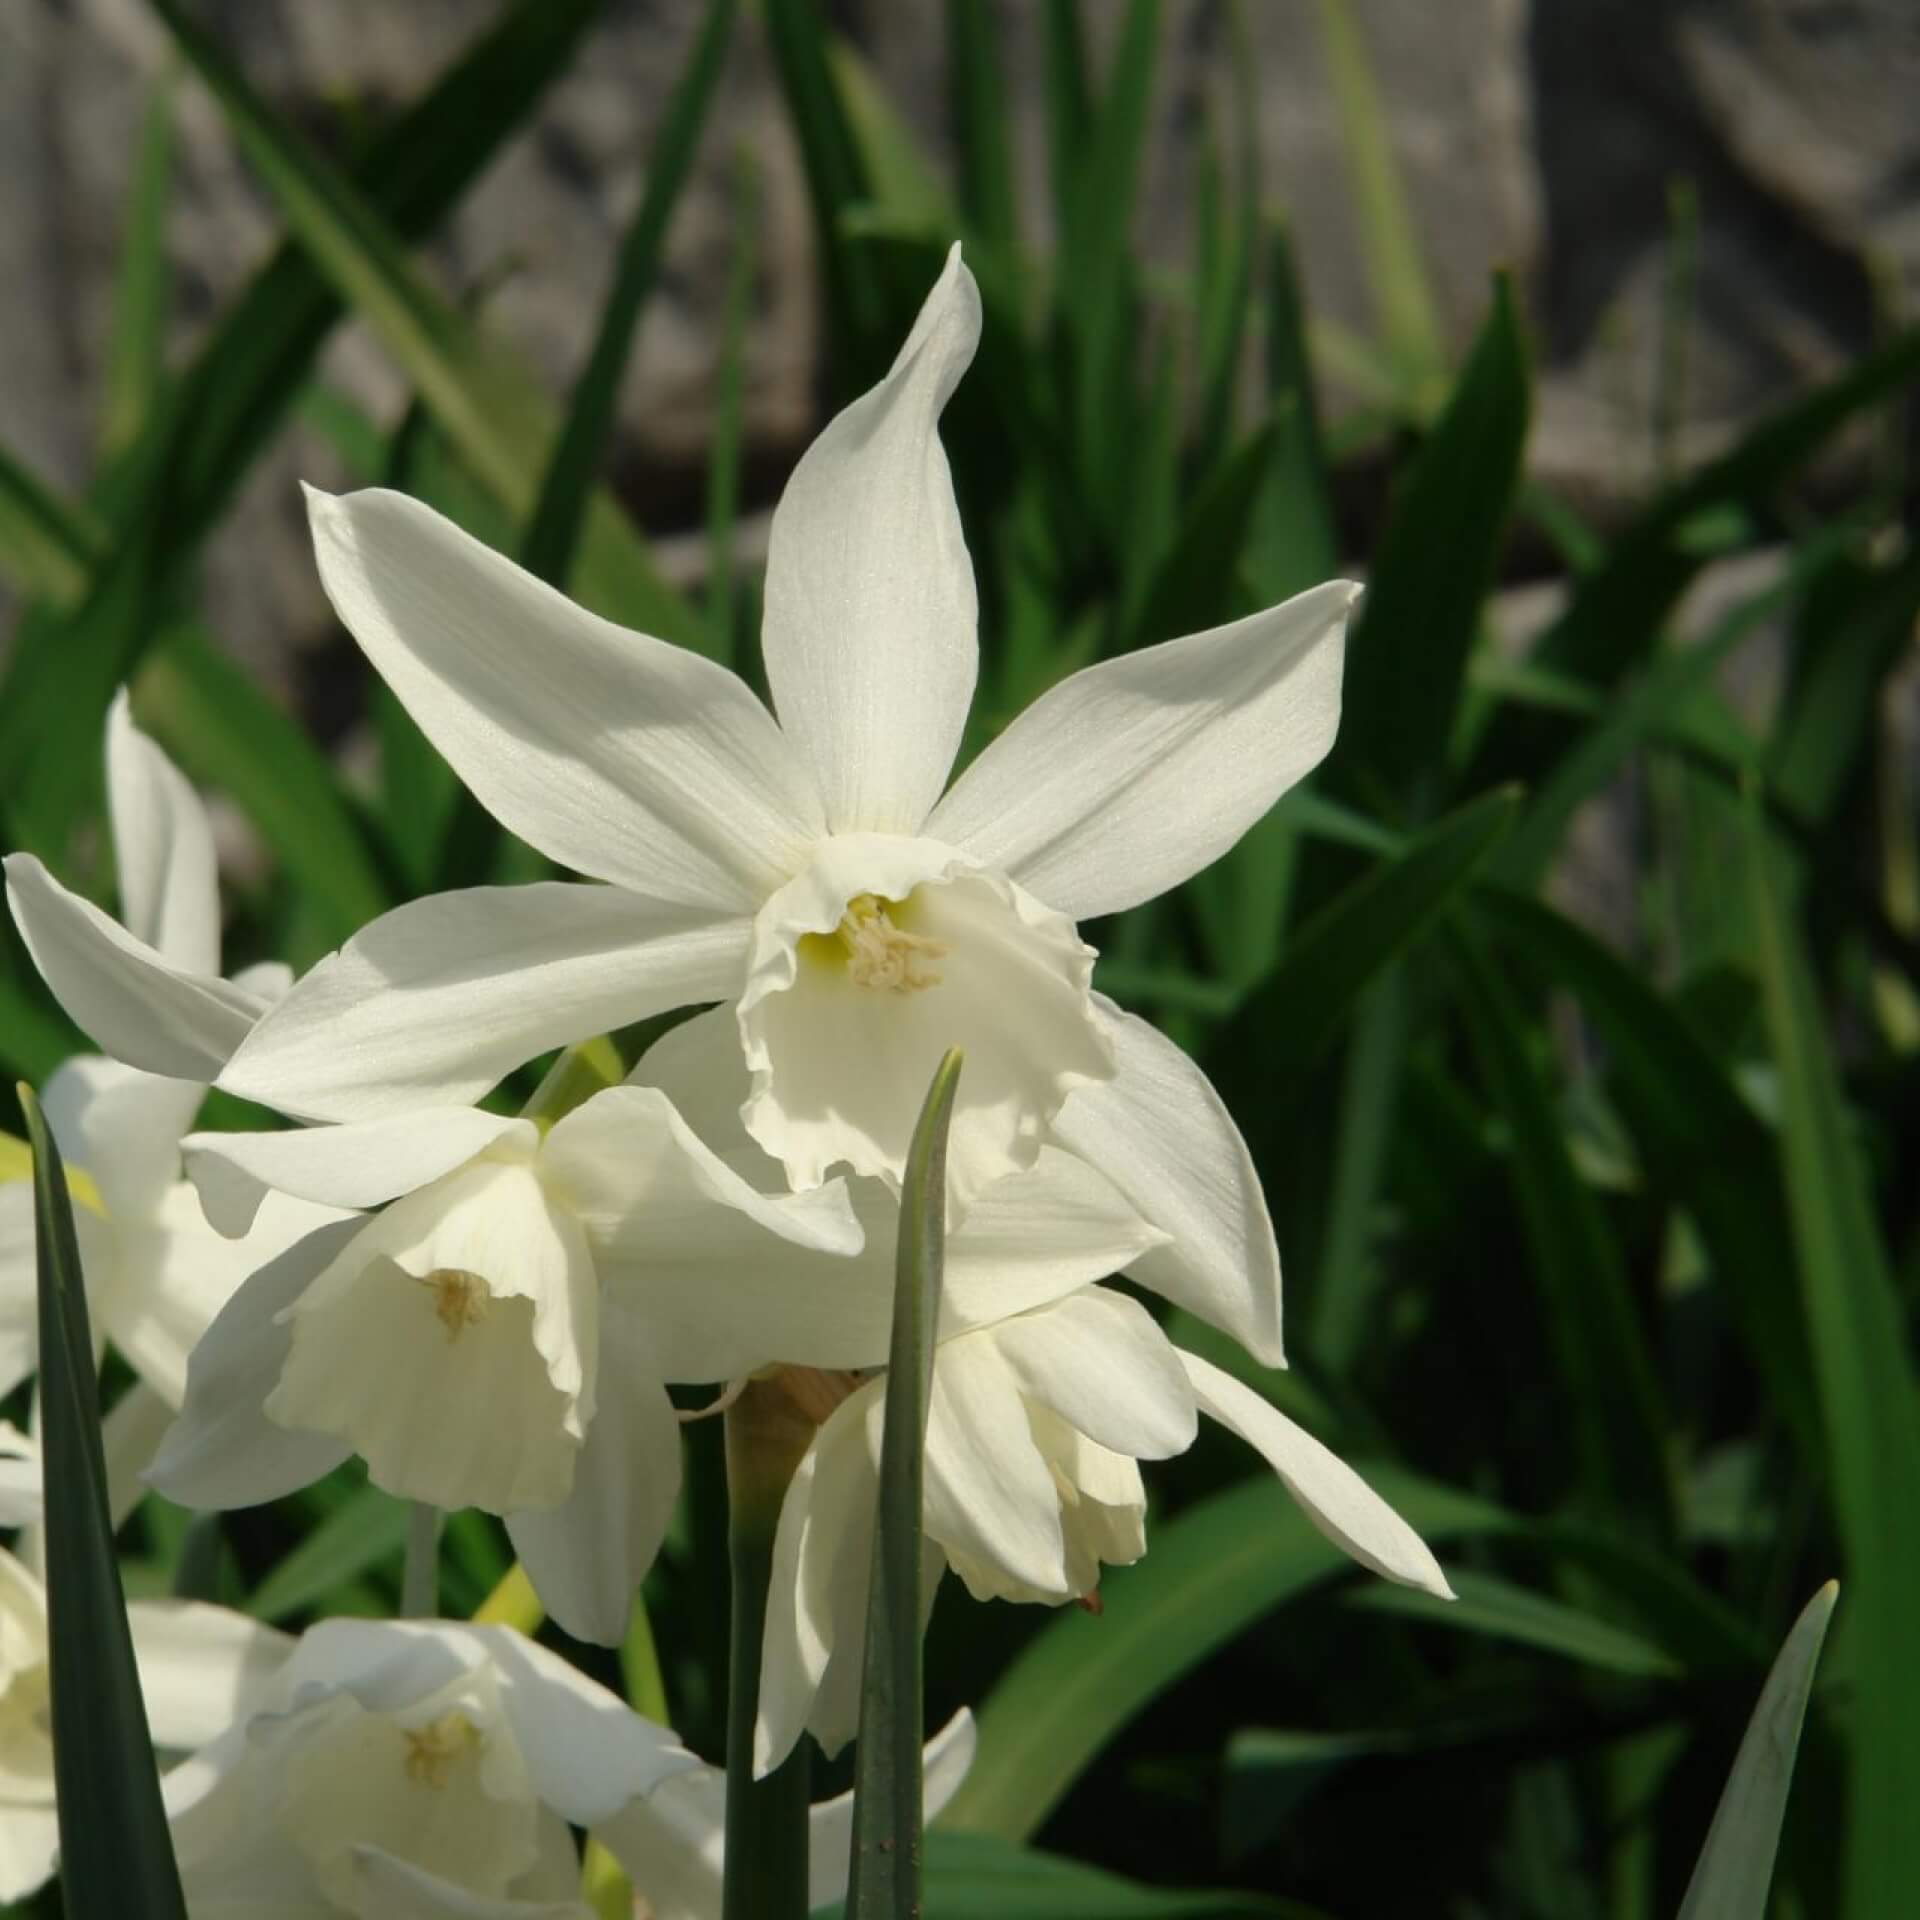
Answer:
[1180,1350,1453,1597]
[107,689,221,974]
[220,882,747,1123]
[761,247,980,834]
[1051,995,1284,1364]
[349,1850,590,1920]
[42,1053,201,1220]
[186,1111,533,1237]
[927,579,1356,917]
[0,1420,37,1526]
[506,1313,682,1645]
[103,1380,177,1528]
[4,856,265,1084]
[0,1183,39,1401]
[0,1808,59,1903]
[127,1599,292,1749]
[145,1216,362,1508]
[306,485,823,908]
[990,1288,1196,1461]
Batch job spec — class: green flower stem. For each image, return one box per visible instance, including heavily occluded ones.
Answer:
[522,1034,624,1130]
[400,1501,441,1617]
[723,1375,818,1920]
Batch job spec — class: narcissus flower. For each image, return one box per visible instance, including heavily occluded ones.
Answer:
[150,1087,861,1643]
[0,1546,290,1900]
[215,247,1353,1220]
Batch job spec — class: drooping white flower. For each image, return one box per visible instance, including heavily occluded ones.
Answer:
[149,1086,863,1643]
[0,1544,290,1901]
[4,691,291,1086]
[213,247,1352,1246]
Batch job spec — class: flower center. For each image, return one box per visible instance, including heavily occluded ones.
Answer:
[417,1268,488,1340]
[402,1711,479,1789]
[833,893,946,993]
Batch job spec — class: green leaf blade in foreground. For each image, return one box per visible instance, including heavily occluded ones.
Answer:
[1742,795,1920,1915]
[21,1085,189,1920]
[1678,1581,1838,1920]
[847,1048,964,1920]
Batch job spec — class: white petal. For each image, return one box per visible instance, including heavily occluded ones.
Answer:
[0,1420,38,1526]
[41,1053,200,1220]
[106,1186,352,1409]
[923,1332,1068,1602]
[349,1849,590,1920]
[927,579,1357,918]
[989,1288,1196,1462]
[0,1808,59,1902]
[761,247,981,834]
[219,883,747,1123]
[940,1146,1166,1335]
[544,1085,868,1382]
[591,1767,727,1920]
[625,1006,764,1169]
[1179,1350,1453,1597]
[0,1183,40,1401]
[306,485,823,908]
[800,1709,978,1914]
[739,834,1111,1194]
[128,1599,292,1749]
[103,1380,176,1528]
[1051,996,1285,1364]
[505,1315,682,1646]
[107,689,222,974]
[145,1217,362,1508]
[185,1110,532,1237]
[5,855,265,1083]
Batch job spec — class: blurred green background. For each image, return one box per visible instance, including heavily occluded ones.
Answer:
[1,3,1916,1915]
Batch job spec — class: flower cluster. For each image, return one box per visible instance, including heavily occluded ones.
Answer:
[1,248,1449,1905]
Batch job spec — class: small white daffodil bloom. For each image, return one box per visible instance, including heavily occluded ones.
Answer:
[215,247,1352,1214]
[595,1707,976,1920]
[0,1545,290,1901]
[5,691,291,1085]
[150,1087,862,1643]
[160,1617,700,1920]
[755,1288,1452,1771]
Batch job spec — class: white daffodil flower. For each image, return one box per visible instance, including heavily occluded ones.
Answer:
[214,246,1352,1228]
[160,1617,699,1920]
[4,690,291,1086]
[0,1545,290,1901]
[149,1086,862,1644]
[754,1286,1454,1772]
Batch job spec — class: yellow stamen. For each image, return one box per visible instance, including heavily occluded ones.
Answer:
[835,893,946,994]
[402,1711,478,1788]
[418,1268,488,1340]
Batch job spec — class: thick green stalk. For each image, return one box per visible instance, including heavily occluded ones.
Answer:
[723,1377,816,1920]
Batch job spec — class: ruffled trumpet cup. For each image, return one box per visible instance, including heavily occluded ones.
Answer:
[214,246,1355,1211]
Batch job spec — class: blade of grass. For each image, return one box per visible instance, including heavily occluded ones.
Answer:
[1741,792,1920,1915]
[247,1481,411,1623]
[521,0,736,591]
[100,66,178,462]
[21,1085,188,1919]
[706,147,760,660]
[947,0,1020,267]
[846,1050,963,1919]
[0,441,102,606]
[1040,0,1094,246]
[1677,1581,1838,1920]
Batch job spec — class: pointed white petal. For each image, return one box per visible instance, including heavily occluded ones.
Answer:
[739,834,1110,1195]
[624,1005,760,1165]
[800,1709,978,1915]
[103,1380,175,1528]
[592,1767,727,1920]
[128,1599,292,1749]
[306,485,823,907]
[506,1315,681,1646]
[762,248,981,834]
[186,1111,532,1237]
[928,579,1357,917]
[106,689,222,974]
[1180,1350,1453,1596]
[990,1288,1196,1461]
[5,855,265,1084]
[220,882,747,1123]
[924,1332,1069,1602]
[41,1053,201,1220]
[145,1216,362,1508]
[349,1849,590,1920]
[1052,996,1284,1363]
[0,1809,59,1902]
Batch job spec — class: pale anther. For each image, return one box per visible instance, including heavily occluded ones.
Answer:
[835,893,946,993]
[418,1267,488,1340]
[402,1710,478,1788]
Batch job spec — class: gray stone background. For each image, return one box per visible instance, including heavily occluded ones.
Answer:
[3,0,1916,702]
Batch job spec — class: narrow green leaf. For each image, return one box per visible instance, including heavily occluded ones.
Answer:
[521,0,736,590]
[0,440,101,607]
[1127,423,1274,652]
[1447,919,1675,1539]
[1677,1582,1838,1920]
[21,1085,189,1919]
[947,0,1020,266]
[1040,1,1094,247]
[941,1469,1512,1843]
[1335,276,1530,815]
[847,1050,964,1920]
[1742,796,1920,1914]
[247,1482,411,1623]
[100,67,178,461]
[705,148,760,659]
